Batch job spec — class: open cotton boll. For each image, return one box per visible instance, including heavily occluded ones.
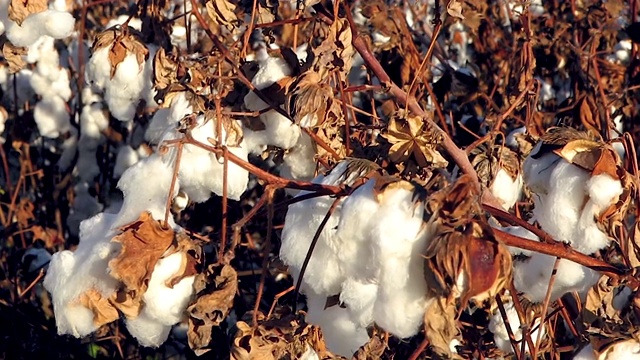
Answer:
[43,212,120,337]
[34,97,71,138]
[514,253,599,302]
[491,169,523,210]
[488,300,545,354]
[305,291,369,357]
[523,146,561,195]
[280,132,317,183]
[125,311,172,348]
[41,10,75,39]
[587,173,623,209]
[105,15,142,31]
[86,46,112,90]
[171,116,249,202]
[258,110,301,150]
[574,200,611,255]
[114,145,140,178]
[140,252,196,326]
[339,278,377,328]
[146,92,193,144]
[115,154,178,227]
[533,160,590,244]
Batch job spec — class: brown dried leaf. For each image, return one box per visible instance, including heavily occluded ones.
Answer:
[382,111,448,168]
[93,28,149,79]
[77,288,120,328]
[447,0,465,20]
[108,212,175,301]
[2,42,27,74]
[153,47,178,91]
[8,0,46,25]
[423,297,462,359]
[188,264,238,355]
[205,0,238,31]
[313,19,355,79]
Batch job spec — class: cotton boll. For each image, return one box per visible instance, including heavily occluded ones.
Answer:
[125,311,172,348]
[114,145,140,178]
[280,132,317,183]
[523,149,561,195]
[305,291,369,357]
[115,154,178,227]
[6,18,42,47]
[339,278,377,328]
[488,300,545,355]
[146,92,193,144]
[86,46,112,90]
[514,254,599,302]
[41,10,75,39]
[586,174,623,209]
[259,110,301,150]
[34,97,71,138]
[141,252,196,326]
[43,212,121,337]
[491,169,523,210]
[105,15,142,31]
[575,201,610,255]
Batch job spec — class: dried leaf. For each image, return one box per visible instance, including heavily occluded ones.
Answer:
[2,42,27,73]
[8,0,46,25]
[382,111,448,168]
[188,264,238,355]
[77,288,120,328]
[153,47,178,91]
[205,0,238,31]
[93,28,149,79]
[447,0,465,20]
[108,212,175,301]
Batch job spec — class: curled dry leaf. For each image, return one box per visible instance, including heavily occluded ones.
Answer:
[313,18,355,79]
[447,0,465,20]
[153,47,178,91]
[108,211,175,303]
[231,315,329,360]
[8,0,46,25]
[382,110,448,168]
[188,264,238,356]
[93,27,149,79]
[2,42,27,73]
[205,0,238,31]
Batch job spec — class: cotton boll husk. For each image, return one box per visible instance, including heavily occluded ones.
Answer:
[573,344,596,360]
[34,97,71,138]
[115,154,178,227]
[305,291,369,357]
[114,145,140,178]
[141,252,196,326]
[125,311,172,348]
[43,212,120,337]
[587,173,623,209]
[488,300,545,354]
[491,169,523,210]
[514,253,599,302]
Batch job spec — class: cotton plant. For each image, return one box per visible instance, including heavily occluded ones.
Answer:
[515,127,628,303]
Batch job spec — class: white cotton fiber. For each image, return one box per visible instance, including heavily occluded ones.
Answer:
[114,145,140,178]
[601,339,640,359]
[488,300,545,355]
[513,254,599,303]
[490,169,523,210]
[243,54,301,151]
[145,92,193,144]
[6,11,75,47]
[305,291,369,357]
[115,154,178,227]
[586,173,623,209]
[140,252,196,326]
[43,212,120,337]
[34,96,71,138]
[168,114,249,202]
[523,148,560,195]
[280,132,317,183]
[339,278,378,328]
[125,311,172,348]
[41,10,75,39]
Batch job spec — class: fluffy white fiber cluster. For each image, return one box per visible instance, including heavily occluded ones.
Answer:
[516,143,623,303]
[280,160,431,356]
[242,49,317,183]
[44,111,250,347]
[85,34,157,122]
